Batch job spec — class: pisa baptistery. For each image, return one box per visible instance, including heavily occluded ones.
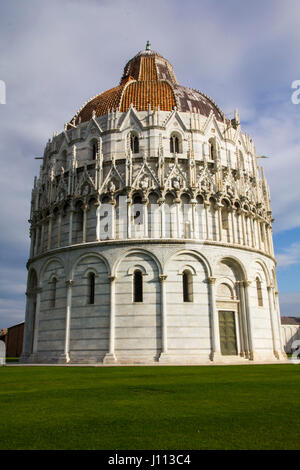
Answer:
[21,43,286,364]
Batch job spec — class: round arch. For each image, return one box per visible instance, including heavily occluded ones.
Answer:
[164,248,212,278]
[112,248,163,277]
[27,267,38,290]
[252,259,271,285]
[70,251,111,280]
[39,256,66,282]
[212,255,247,281]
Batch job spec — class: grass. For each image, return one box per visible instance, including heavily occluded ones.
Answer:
[0,364,299,450]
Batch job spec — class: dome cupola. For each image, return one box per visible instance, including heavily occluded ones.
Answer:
[70,42,225,126]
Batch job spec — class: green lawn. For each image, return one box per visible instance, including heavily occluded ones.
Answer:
[0,364,299,450]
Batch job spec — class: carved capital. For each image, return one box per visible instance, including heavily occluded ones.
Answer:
[236,280,251,287]
[108,275,116,282]
[237,280,251,287]
[26,286,42,296]
[65,279,73,288]
[159,275,167,282]
[207,276,217,284]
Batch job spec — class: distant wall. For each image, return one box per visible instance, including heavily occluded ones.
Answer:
[281,325,300,353]
[6,323,24,357]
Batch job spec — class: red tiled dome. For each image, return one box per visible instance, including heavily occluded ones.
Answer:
[69,46,225,126]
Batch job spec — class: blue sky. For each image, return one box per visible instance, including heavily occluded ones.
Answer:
[0,0,300,328]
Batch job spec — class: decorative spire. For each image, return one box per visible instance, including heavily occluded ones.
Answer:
[146,40,151,51]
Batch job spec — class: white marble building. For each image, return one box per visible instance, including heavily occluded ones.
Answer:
[21,44,286,364]
[281,317,300,354]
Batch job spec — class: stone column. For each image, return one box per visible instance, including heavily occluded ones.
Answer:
[29,227,35,259]
[266,226,272,255]
[47,214,53,250]
[256,218,262,250]
[160,201,165,238]
[40,220,45,252]
[204,200,210,239]
[270,228,275,257]
[21,291,34,361]
[159,274,169,361]
[95,201,100,241]
[60,279,73,363]
[251,216,257,247]
[143,202,148,238]
[82,204,88,243]
[110,202,116,240]
[266,227,271,255]
[192,202,197,239]
[240,210,246,245]
[236,281,249,357]
[127,201,132,238]
[242,280,258,360]
[176,201,181,238]
[104,275,117,363]
[57,211,62,247]
[32,287,42,354]
[230,207,235,244]
[208,277,222,361]
[236,210,242,244]
[274,289,287,359]
[216,204,223,242]
[68,208,74,245]
[267,285,280,359]
[261,222,267,252]
[250,215,255,247]
[34,225,40,255]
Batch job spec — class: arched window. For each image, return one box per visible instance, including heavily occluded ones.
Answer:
[88,272,95,305]
[221,206,229,230]
[239,151,245,170]
[217,283,233,299]
[133,270,143,302]
[208,138,216,160]
[130,133,139,153]
[50,277,57,308]
[74,203,84,243]
[170,133,181,153]
[61,150,67,170]
[183,270,193,302]
[221,202,230,242]
[133,195,143,225]
[92,141,98,160]
[260,223,265,242]
[256,277,263,307]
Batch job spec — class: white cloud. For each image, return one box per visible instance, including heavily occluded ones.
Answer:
[276,242,300,268]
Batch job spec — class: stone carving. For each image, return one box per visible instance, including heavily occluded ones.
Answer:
[140,176,149,190]
[108,181,116,193]
[172,176,181,190]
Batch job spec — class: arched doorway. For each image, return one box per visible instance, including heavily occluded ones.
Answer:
[214,259,247,357]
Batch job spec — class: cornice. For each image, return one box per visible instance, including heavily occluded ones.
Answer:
[26,237,276,269]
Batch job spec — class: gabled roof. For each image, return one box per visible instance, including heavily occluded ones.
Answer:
[281,316,300,325]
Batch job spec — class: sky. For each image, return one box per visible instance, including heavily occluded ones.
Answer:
[0,0,300,328]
